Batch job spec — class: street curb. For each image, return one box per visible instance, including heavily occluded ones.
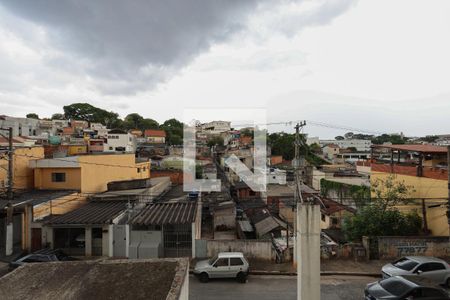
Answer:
[189,269,380,277]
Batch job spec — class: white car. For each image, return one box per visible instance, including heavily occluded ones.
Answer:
[194,252,250,283]
[382,256,450,286]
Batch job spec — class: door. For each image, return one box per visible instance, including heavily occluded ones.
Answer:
[416,262,448,284]
[31,228,42,252]
[229,257,246,277]
[210,258,230,278]
[113,225,127,257]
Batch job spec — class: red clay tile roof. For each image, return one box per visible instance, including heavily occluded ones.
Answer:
[319,198,355,215]
[372,144,447,154]
[144,129,166,137]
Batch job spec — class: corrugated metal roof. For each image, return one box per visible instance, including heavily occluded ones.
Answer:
[45,201,127,225]
[131,201,196,225]
[372,144,447,154]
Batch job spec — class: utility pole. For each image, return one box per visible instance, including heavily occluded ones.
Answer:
[295,121,321,300]
[2,127,14,256]
[447,146,450,242]
[293,121,306,264]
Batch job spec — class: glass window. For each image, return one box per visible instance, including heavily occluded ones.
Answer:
[393,257,419,271]
[51,172,66,182]
[230,258,244,266]
[214,258,229,267]
[380,277,411,296]
[417,262,446,272]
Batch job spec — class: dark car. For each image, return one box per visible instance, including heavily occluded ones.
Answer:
[9,248,77,270]
[365,275,450,300]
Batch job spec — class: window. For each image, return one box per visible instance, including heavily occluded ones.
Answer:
[214,258,229,267]
[331,217,339,225]
[321,214,326,222]
[393,258,419,271]
[417,262,446,273]
[51,172,66,182]
[230,258,244,266]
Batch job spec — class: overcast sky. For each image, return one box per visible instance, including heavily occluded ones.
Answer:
[0,0,449,138]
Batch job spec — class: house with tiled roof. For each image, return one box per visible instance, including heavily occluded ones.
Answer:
[144,129,166,144]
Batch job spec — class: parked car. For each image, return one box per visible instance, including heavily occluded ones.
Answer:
[382,256,450,286]
[9,248,77,270]
[365,275,450,300]
[194,252,249,283]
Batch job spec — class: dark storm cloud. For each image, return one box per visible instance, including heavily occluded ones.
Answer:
[0,0,358,95]
[1,0,265,93]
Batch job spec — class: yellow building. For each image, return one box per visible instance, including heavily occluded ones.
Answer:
[31,153,150,193]
[0,146,44,190]
[371,144,448,236]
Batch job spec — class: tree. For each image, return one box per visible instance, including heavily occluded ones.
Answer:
[335,136,345,140]
[51,113,65,120]
[63,103,120,127]
[371,174,414,213]
[124,113,144,129]
[140,118,159,130]
[309,143,322,154]
[207,136,224,147]
[371,134,407,145]
[347,147,357,152]
[343,174,420,241]
[26,113,39,119]
[344,132,354,139]
[161,118,184,145]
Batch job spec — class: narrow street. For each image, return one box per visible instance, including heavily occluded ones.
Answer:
[189,275,376,300]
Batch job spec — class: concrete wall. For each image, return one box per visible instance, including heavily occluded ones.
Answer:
[34,168,82,190]
[375,236,450,259]
[79,154,150,193]
[204,239,274,260]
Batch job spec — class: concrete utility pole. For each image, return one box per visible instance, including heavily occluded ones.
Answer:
[5,127,14,256]
[294,121,321,300]
[447,146,450,242]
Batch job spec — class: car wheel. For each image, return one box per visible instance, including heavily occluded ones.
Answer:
[236,272,247,283]
[199,272,209,283]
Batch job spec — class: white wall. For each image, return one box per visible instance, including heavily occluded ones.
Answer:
[104,133,136,152]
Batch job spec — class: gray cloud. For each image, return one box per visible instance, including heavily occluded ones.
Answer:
[0,0,357,95]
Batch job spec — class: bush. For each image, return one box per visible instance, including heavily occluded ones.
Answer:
[343,204,421,241]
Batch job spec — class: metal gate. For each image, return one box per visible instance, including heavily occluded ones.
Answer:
[113,225,127,257]
[163,224,192,258]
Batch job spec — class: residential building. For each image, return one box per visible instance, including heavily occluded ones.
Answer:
[200,121,231,135]
[370,144,449,236]
[90,123,109,137]
[319,198,356,229]
[104,130,136,153]
[322,144,340,160]
[30,153,150,193]
[0,115,39,137]
[144,129,166,144]
[129,200,200,258]
[320,139,372,152]
[0,146,44,190]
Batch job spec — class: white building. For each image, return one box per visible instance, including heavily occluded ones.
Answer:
[0,116,39,136]
[200,121,231,135]
[90,123,109,137]
[267,168,287,185]
[104,132,136,153]
[319,139,371,152]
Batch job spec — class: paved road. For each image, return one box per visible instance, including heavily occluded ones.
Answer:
[189,275,376,300]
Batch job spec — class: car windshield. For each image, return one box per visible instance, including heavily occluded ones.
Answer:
[208,255,218,265]
[380,278,411,296]
[393,258,419,271]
